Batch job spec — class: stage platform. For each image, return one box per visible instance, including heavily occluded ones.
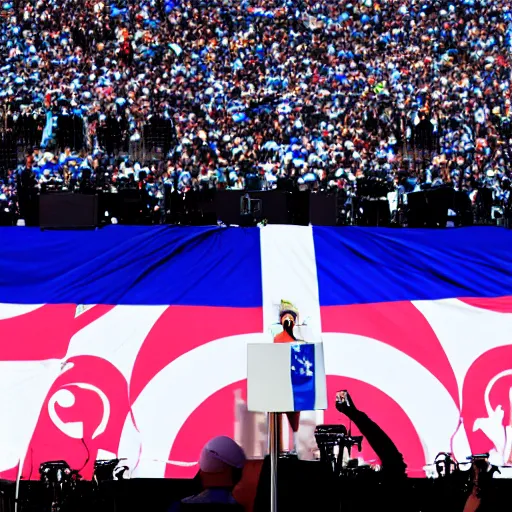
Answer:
[1,458,511,512]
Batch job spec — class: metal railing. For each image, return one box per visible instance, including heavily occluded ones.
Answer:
[0,114,175,170]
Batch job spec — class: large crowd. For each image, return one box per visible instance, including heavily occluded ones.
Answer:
[0,0,512,224]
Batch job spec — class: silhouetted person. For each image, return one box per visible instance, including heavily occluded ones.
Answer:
[335,391,409,512]
[335,390,407,477]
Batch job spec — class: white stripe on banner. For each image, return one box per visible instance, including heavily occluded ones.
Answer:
[260,225,322,338]
[0,304,44,320]
[64,306,169,384]
[124,333,267,478]
[412,298,512,464]
[0,360,62,472]
[413,299,512,405]
[260,225,324,456]
[127,225,324,474]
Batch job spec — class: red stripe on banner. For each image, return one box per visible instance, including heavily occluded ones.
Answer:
[166,380,248,479]
[459,296,512,313]
[0,304,77,360]
[72,304,116,332]
[462,345,512,464]
[0,465,19,480]
[20,355,132,480]
[129,306,263,403]
[321,302,460,407]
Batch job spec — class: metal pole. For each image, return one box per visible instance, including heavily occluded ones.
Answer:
[269,412,279,512]
[14,452,25,512]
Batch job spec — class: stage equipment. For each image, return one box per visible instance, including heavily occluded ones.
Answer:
[356,177,393,226]
[407,186,457,228]
[39,460,79,484]
[39,193,99,229]
[309,191,338,226]
[433,453,459,478]
[240,193,262,227]
[247,341,327,512]
[93,459,129,482]
[356,176,392,199]
[39,460,83,512]
[215,190,289,225]
[465,453,501,478]
[314,424,364,478]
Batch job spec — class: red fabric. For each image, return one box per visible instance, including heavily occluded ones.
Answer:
[286,411,300,432]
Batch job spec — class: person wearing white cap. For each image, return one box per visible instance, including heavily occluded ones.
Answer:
[175,436,246,510]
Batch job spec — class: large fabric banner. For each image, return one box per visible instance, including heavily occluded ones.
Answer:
[0,225,511,480]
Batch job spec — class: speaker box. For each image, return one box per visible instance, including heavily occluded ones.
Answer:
[214,191,289,225]
[408,187,454,228]
[360,199,390,227]
[39,193,99,229]
[309,192,337,226]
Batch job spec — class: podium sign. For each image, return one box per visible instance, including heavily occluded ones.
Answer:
[247,342,327,413]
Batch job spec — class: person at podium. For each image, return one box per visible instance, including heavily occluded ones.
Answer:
[273,300,301,455]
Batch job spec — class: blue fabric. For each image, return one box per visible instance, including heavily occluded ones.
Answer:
[0,226,262,306]
[314,226,512,306]
[290,343,316,411]
[1,226,512,307]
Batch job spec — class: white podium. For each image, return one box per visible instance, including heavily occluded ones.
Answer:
[247,342,327,412]
[247,342,327,512]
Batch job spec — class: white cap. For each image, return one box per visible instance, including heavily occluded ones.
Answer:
[199,436,246,473]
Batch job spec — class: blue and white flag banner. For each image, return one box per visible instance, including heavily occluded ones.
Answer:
[1,225,512,478]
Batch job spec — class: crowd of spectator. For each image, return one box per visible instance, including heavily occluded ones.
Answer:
[1,0,512,225]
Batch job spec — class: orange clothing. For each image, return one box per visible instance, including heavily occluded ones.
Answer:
[273,330,295,343]
[463,494,481,512]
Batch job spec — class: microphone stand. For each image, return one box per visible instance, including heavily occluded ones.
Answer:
[269,412,279,512]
